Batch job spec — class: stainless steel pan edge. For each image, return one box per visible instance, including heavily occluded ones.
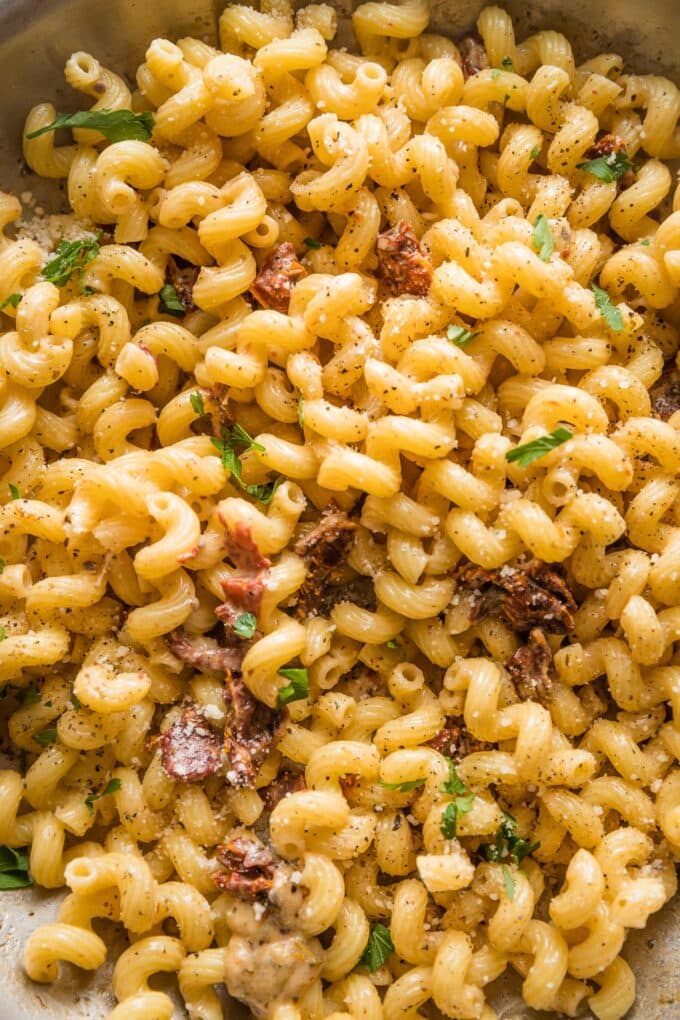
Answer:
[0,0,679,1016]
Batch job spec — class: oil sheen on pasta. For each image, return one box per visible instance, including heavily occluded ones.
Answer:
[1,2,680,1019]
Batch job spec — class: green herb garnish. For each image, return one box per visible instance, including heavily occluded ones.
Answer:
[500,57,514,71]
[27,109,154,143]
[189,391,205,416]
[158,284,185,318]
[233,612,257,640]
[0,558,5,574]
[42,235,101,289]
[211,425,278,504]
[0,627,6,642]
[447,324,478,347]
[18,688,40,707]
[491,68,502,81]
[591,283,623,332]
[441,758,468,796]
[0,294,21,312]
[505,427,572,468]
[34,728,57,746]
[360,923,394,972]
[0,846,33,889]
[243,478,280,506]
[277,667,309,706]
[303,237,321,249]
[532,214,554,261]
[479,811,540,865]
[529,145,539,161]
[501,863,515,900]
[440,793,476,839]
[439,758,475,837]
[386,639,401,649]
[8,484,20,500]
[576,150,632,183]
[85,778,122,816]
[379,778,426,792]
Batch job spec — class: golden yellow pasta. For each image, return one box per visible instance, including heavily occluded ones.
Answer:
[0,2,678,1019]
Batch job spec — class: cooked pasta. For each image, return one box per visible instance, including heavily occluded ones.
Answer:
[0,2,679,1019]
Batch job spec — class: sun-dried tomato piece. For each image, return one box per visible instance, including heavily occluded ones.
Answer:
[456,34,489,78]
[223,520,271,573]
[168,629,245,673]
[292,512,373,618]
[455,560,576,634]
[224,673,284,787]
[293,512,357,563]
[583,134,628,159]
[208,383,232,438]
[506,628,554,704]
[215,521,271,635]
[166,255,199,313]
[159,705,223,782]
[217,575,267,622]
[429,718,492,758]
[260,770,306,811]
[376,220,433,297]
[249,242,306,313]
[650,366,680,421]
[214,836,276,898]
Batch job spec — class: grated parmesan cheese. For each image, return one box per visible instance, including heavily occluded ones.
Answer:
[15,211,100,266]
[202,703,224,721]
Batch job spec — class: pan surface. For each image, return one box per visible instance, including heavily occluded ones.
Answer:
[0,0,678,1017]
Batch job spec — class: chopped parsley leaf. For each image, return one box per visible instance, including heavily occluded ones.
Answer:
[211,424,278,503]
[479,811,540,865]
[0,845,33,889]
[441,758,468,796]
[42,235,101,289]
[576,150,633,183]
[233,612,257,640]
[440,793,476,839]
[532,214,554,261]
[0,293,21,312]
[158,284,185,317]
[277,667,309,706]
[34,728,57,746]
[379,778,426,792]
[505,427,573,468]
[501,863,515,899]
[189,391,205,416]
[27,109,154,143]
[447,324,478,347]
[85,778,122,816]
[18,688,41,707]
[360,923,393,971]
[591,283,623,331]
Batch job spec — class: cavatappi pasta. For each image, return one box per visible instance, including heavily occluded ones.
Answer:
[0,2,679,1018]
